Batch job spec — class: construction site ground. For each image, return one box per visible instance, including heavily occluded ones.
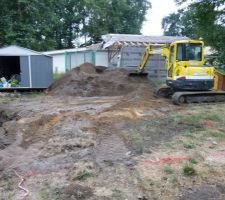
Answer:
[0,64,225,200]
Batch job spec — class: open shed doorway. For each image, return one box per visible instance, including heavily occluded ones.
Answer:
[0,56,21,82]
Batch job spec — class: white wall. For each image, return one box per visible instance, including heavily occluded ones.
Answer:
[69,52,92,70]
[95,51,108,66]
[49,50,109,73]
[52,54,65,73]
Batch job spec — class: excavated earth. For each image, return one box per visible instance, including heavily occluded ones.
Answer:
[47,63,157,98]
[0,63,225,200]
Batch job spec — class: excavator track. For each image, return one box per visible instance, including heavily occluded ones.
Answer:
[172,91,225,105]
[154,85,174,98]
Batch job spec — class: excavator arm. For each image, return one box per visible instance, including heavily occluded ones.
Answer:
[138,44,170,73]
[138,45,153,72]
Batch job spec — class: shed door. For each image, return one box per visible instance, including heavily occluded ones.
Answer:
[20,56,30,87]
[31,55,53,88]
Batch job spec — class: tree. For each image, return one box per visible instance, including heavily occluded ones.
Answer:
[0,0,151,50]
[162,8,198,39]
[162,0,225,64]
[0,0,59,51]
[162,13,183,36]
[52,0,87,49]
[83,0,151,43]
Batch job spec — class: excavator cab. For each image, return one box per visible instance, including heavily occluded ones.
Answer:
[166,41,214,91]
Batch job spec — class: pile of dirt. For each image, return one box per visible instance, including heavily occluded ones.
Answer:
[48,63,156,98]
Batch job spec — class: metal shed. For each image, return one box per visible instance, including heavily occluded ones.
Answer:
[0,45,53,89]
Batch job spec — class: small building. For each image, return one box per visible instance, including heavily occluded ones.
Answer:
[0,45,53,88]
[43,47,108,73]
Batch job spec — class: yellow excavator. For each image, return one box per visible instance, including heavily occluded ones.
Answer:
[132,40,225,104]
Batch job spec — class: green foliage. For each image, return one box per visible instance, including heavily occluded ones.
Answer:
[190,158,198,164]
[183,143,196,149]
[170,174,178,185]
[75,170,93,181]
[84,0,151,43]
[53,73,65,81]
[183,131,194,138]
[0,0,151,50]
[183,164,196,176]
[182,115,202,126]
[0,0,59,51]
[216,68,225,75]
[162,0,225,64]
[9,79,19,87]
[181,113,221,126]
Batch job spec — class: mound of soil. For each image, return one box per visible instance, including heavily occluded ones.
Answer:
[48,63,156,98]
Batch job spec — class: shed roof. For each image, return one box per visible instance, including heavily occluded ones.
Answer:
[215,68,225,76]
[0,45,45,56]
[43,47,88,55]
[102,34,189,49]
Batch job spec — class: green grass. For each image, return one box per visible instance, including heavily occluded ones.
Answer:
[112,188,123,199]
[189,158,198,164]
[25,92,45,98]
[170,174,178,185]
[75,170,93,181]
[183,143,196,149]
[183,131,194,138]
[53,73,65,80]
[164,165,174,174]
[183,164,197,176]
[131,133,144,155]
[164,142,176,149]
[0,169,15,193]
[207,164,216,173]
[180,113,221,126]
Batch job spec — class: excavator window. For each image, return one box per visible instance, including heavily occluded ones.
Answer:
[168,45,174,77]
[186,44,202,61]
[177,44,183,61]
[169,46,174,63]
[176,43,202,62]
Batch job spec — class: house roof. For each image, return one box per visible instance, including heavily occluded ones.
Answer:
[102,34,190,49]
[43,34,190,54]
[0,45,45,56]
[43,47,88,55]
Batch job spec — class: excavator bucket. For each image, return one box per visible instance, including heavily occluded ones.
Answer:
[128,70,148,77]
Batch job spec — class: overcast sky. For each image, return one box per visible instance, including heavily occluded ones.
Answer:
[142,0,178,36]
